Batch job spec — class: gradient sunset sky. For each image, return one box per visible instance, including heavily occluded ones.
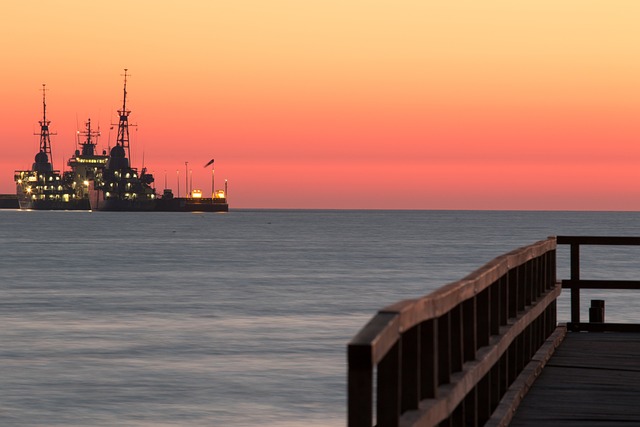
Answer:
[1,1,639,209]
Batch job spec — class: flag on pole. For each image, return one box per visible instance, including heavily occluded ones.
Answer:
[204,158,214,167]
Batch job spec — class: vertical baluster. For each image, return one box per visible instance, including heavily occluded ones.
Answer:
[500,274,509,326]
[464,386,478,427]
[477,288,490,347]
[490,280,500,335]
[508,268,518,318]
[517,265,526,312]
[450,305,463,372]
[401,325,419,413]
[570,243,581,325]
[478,373,492,425]
[420,319,438,399]
[463,298,477,361]
[524,260,533,306]
[438,312,451,385]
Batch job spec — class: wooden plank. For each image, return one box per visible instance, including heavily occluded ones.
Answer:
[566,322,640,333]
[509,331,640,426]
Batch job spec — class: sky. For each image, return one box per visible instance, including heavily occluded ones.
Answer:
[1,1,640,209]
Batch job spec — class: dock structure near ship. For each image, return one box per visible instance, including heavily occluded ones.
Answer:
[348,235,640,426]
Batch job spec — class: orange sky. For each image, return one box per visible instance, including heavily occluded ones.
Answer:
[1,1,640,209]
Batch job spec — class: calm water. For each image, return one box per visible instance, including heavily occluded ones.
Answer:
[1,209,640,426]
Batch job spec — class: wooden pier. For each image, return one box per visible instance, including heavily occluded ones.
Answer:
[347,236,640,427]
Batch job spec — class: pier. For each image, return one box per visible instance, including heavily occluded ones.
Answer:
[347,236,640,426]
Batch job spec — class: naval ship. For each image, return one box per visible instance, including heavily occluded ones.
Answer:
[65,118,108,203]
[14,85,90,210]
[90,70,156,211]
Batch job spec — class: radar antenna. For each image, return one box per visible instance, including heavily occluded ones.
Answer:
[36,84,56,169]
[113,69,136,160]
[79,118,100,156]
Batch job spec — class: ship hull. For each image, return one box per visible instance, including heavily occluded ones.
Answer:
[92,198,156,212]
[154,198,229,212]
[18,198,91,211]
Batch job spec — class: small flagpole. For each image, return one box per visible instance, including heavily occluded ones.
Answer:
[185,161,189,198]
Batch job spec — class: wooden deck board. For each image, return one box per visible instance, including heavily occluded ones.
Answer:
[510,332,640,425]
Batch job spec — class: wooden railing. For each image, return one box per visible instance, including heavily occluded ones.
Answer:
[347,238,560,427]
[557,235,640,332]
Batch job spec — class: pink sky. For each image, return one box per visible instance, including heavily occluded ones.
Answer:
[1,1,640,209]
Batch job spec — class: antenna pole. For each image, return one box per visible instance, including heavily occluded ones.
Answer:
[115,69,133,160]
[185,161,189,197]
[37,84,55,169]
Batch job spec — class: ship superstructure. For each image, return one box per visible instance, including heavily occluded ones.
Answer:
[65,118,109,201]
[14,85,89,210]
[91,70,156,211]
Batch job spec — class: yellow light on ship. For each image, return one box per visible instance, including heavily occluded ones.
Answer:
[191,189,202,198]
[17,179,22,184]
[83,180,89,186]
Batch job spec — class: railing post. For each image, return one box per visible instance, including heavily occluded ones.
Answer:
[420,319,438,399]
[570,243,580,324]
[401,325,420,412]
[477,288,490,347]
[438,312,451,385]
[463,298,477,362]
[348,345,373,427]
[377,342,400,427]
[451,305,464,372]
[589,300,605,323]
[508,268,518,318]
[499,274,508,325]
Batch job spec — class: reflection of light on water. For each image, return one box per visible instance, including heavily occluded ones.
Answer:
[4,210,640,425]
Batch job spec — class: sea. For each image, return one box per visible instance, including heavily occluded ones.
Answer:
[2,209,640,426]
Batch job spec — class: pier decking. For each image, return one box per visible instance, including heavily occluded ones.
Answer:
[510,331,640,426]
[347,236,640,427]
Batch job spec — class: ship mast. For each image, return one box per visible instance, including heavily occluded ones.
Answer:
[79,118,100,156]
[37,84,55,169]
[115,69,132,160]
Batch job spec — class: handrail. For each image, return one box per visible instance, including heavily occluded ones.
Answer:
[347,237,558,427]
[557,235,640,332]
